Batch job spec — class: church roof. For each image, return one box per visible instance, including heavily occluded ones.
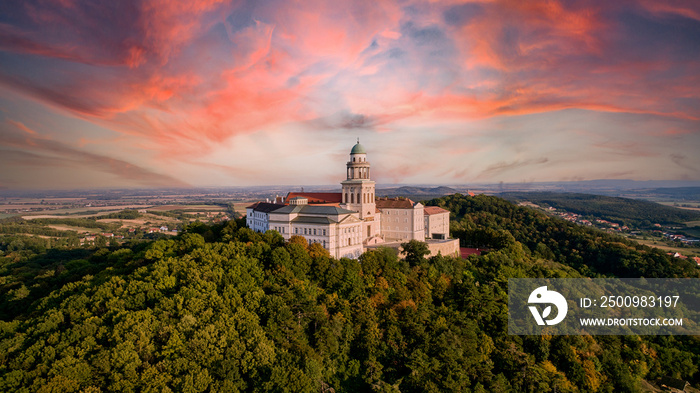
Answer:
[246,202,285,213]
[272,204,356,216]
[302,205,357,215]
[350,141,366,154]
[291,216,336,224]
[285,192,342,204]
[424,206,450,215]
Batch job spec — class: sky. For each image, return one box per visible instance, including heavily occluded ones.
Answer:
[0,0,699,190]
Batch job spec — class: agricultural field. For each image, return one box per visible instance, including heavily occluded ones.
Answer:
[0,189,260,250]
[630,237,700,256]
[20,204,151,217]
[658,201,700,211]
[232,202,254,215]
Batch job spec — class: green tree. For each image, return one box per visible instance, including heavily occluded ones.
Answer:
[401,240,429,266]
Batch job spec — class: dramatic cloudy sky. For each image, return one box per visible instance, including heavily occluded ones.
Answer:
[1,0,699,189]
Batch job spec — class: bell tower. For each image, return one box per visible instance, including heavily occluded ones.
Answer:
[341,139,376,220]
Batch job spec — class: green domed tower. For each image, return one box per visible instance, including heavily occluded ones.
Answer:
[341,139,376,226]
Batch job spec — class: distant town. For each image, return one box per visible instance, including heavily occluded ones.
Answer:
[517,201,700,266]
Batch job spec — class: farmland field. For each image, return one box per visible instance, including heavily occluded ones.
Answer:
[147,205,226,211]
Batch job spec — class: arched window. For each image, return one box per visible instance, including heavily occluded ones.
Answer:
[351,193,354,203]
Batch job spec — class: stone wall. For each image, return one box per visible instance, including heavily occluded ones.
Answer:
[365,238,460,259]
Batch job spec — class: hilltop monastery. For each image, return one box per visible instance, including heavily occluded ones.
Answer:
[246,141,455,259]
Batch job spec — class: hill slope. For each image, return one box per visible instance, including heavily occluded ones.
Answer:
[501,192,700,226]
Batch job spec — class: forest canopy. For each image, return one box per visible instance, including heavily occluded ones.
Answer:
[0,195,698,392]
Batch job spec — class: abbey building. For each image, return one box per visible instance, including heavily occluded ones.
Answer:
[246,141,453,259]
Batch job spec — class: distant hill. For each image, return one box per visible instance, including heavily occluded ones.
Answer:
[501,192,700,226]
[377,186,457,200]
[638,187,700,200]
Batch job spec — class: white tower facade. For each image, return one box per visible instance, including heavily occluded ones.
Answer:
[341,140,381,243]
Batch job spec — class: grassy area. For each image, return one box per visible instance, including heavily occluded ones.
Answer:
[47,225,100,234]
[683,227,700,238]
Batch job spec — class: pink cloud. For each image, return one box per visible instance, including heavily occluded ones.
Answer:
[1,0,699,187]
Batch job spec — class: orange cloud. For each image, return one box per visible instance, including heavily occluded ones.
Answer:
[2,119,188,187]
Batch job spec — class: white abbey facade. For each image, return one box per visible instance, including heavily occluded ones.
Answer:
[246,141,451,259]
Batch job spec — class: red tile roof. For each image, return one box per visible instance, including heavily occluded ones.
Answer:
[375,197,415,209]
[460,248,483,258]
[424,206,449,215]
[285,192,342,204]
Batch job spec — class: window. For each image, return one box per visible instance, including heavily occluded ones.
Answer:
[295,228,298,234]
[323,229,326,236]
[313,228,316,235]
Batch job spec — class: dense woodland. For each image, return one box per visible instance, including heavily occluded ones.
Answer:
[0,194,698,392]
[501,192,700,227]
